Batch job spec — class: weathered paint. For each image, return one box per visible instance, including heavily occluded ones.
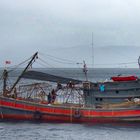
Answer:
[1,96,140,123]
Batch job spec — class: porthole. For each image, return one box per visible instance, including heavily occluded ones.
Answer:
[116,90,119,94]
[100,98,103,101]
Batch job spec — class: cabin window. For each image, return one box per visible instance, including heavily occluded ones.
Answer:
[100,98,103,101]
[96,98,98,101]
[95,98,103,102]
[116,90,119,94]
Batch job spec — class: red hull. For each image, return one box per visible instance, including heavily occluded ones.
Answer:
[1,96,140,123]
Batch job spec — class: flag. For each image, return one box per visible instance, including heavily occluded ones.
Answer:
[5,61,11,64]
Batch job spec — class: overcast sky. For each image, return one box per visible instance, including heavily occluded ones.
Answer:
[1,0,140,68]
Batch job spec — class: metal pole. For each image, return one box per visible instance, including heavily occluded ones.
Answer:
[3,69,8,95]
[9,52,38,93]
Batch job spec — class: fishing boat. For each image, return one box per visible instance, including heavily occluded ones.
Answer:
[1,52,140,123]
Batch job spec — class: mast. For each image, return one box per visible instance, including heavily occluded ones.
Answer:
[83,60,88,81]
[9,52,38,93]
[3,69,8,95]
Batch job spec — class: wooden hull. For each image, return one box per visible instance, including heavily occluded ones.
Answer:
[1,96,140,123]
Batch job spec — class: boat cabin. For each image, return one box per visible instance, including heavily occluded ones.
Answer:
[83,78,140,106]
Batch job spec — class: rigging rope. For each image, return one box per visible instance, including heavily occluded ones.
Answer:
[38,58,56,68]
[92,61,137,66]
[39,52,138,67]
[7,56,32,73]
[39,52,77,65]
[36,60,55,68]
[37,57,83,79]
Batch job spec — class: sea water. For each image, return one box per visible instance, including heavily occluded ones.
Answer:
[1,68,140,140]
[1,122,140,140]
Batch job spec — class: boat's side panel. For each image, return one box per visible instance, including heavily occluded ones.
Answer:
[1,97,140,123]
[84,80,140,105]
[0,106,33,120]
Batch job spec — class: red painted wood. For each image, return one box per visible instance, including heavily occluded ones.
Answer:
[1,97,140,123]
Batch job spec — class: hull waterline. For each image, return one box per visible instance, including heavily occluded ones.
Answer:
[1,97,140,123]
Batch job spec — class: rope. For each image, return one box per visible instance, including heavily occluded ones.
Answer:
[39,52,138,68]
[37,58,83,79]
[38,58,56,68]
[40,52,76,64]
[93,61,137,66]
[7,56,32,73]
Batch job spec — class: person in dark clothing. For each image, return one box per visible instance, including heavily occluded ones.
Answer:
[57,82,62,90]
[51,89,57,103]
[48,89,57,104]
[48,92,52,104]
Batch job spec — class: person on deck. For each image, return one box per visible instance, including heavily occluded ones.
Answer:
[57,82,62,90]
[51,89,57,103]
[13,87,17,98]
[3,88,10,97]
[48,92,52,104]
[48,89,57,104]
[67,81,75,88]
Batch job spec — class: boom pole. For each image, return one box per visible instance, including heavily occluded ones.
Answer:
[9,52,38,93]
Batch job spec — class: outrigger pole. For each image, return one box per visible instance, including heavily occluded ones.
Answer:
[9,52,38,94]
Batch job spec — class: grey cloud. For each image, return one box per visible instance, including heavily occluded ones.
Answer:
[0,0,140,67]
